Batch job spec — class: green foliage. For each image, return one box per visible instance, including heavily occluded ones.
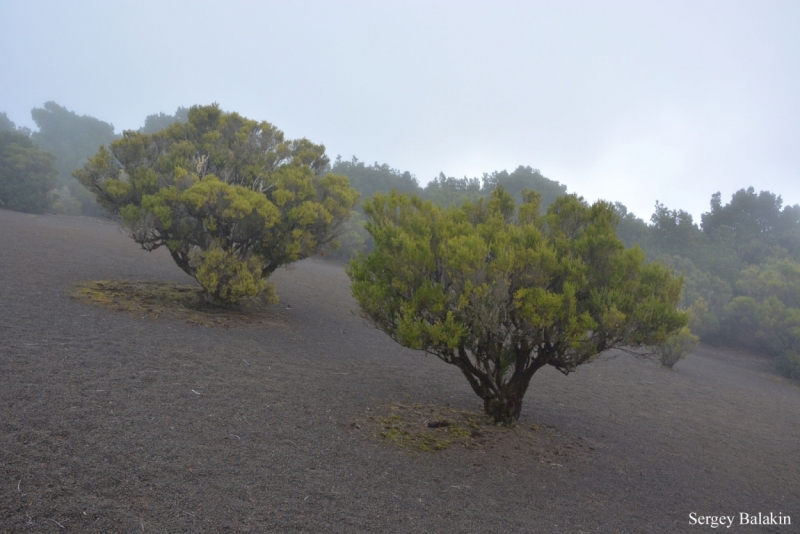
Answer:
[75,104,359,305]
[423,172,484,207]
[423,166,567,210]
[190,244,276,304]
[482,166,567,208]
[612,202,650,249]
[657,254,731,341]
[702,188,800,257]
[736,259,800,308]
[657,326,699,368]
[349,187,687,423]
[140,107,190,134]
[0,112,17,133]
[324,210,372,261]
[649,201,704,258]
[330,160,568,259]
[723,260,800,376]
[0,131,59,213]
[638,190,800,380]
[331,156,421,200]
[31,101,119,215]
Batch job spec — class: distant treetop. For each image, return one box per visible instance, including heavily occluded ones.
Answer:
[139,107,190,134]
[330,156,421,200]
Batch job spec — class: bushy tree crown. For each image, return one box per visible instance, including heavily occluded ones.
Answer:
[349,187,686,423]
[75,104,359,304]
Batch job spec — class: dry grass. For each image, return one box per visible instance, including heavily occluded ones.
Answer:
[71,279,285,327]
[364,402,578,459]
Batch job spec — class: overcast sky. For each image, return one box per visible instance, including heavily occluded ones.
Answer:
[2,0,798,220]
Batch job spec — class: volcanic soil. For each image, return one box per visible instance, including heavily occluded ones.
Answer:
[1,208,798,533]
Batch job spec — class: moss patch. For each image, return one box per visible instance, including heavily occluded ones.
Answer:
[359,403,595,466]
[71,279,285,327]
[366,403,519,453]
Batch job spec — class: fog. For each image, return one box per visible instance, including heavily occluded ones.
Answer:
[1,0,798,219]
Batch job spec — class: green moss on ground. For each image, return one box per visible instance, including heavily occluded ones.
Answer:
[368,403,531,453]
[71,279,284,327]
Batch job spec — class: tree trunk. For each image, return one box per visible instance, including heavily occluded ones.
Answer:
[453,348,542,425]
[483,395,524,425]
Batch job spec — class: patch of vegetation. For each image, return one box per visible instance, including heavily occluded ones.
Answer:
[658,326,699,368]
[368,403,531,453]
[71,279,284,327]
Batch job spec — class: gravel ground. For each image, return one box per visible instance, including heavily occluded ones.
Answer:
[1,208,798,533]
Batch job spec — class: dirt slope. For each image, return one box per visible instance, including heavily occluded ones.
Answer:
[1,209,798,533]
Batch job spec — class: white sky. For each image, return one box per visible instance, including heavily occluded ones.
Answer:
[1,0,798,221]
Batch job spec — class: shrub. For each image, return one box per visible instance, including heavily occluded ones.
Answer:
[75,104,359,305]
[658,326,699,368]
[349,187,687,424]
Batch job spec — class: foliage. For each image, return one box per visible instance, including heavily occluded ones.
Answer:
[702,188,800,258]
[0,112,32,138]
[31,101,119,215]
[482,166,567,208]
[0,131,59,213]
[75,104,359,305]
[657,326,699,368]
[348,187,687,424]
[612,202,650,249]
[423,172,484,207]
[330,161,568,258]
[423,166,567,210]
[140,107,190,134]
[0,112,17,133]
[324,210,372,261]
[657,254,731,341]
[649,201,704,258]
[331,156,421,200]
[637,189,800,380]
[723,260,800,378]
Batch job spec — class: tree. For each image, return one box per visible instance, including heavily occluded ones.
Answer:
[348,187,687,424]
[331,156,421,200]
[423,172,483,206]
[140,107,190,134]
[75,104,359,305]
[0,112,32,137]
[701,188,800,264]
[0,112,17,133]
[650,201,703,257]
[612,202,650,249]
[31,101,119,215]
[482,166,567,209]
[0,131,59,213]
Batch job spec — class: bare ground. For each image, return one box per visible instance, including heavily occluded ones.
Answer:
[0,208,798,533]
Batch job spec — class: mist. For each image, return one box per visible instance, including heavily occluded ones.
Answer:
[1,0,798,220]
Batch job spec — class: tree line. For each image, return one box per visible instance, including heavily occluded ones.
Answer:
[0,103,188,215]
[612,189,800,379]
